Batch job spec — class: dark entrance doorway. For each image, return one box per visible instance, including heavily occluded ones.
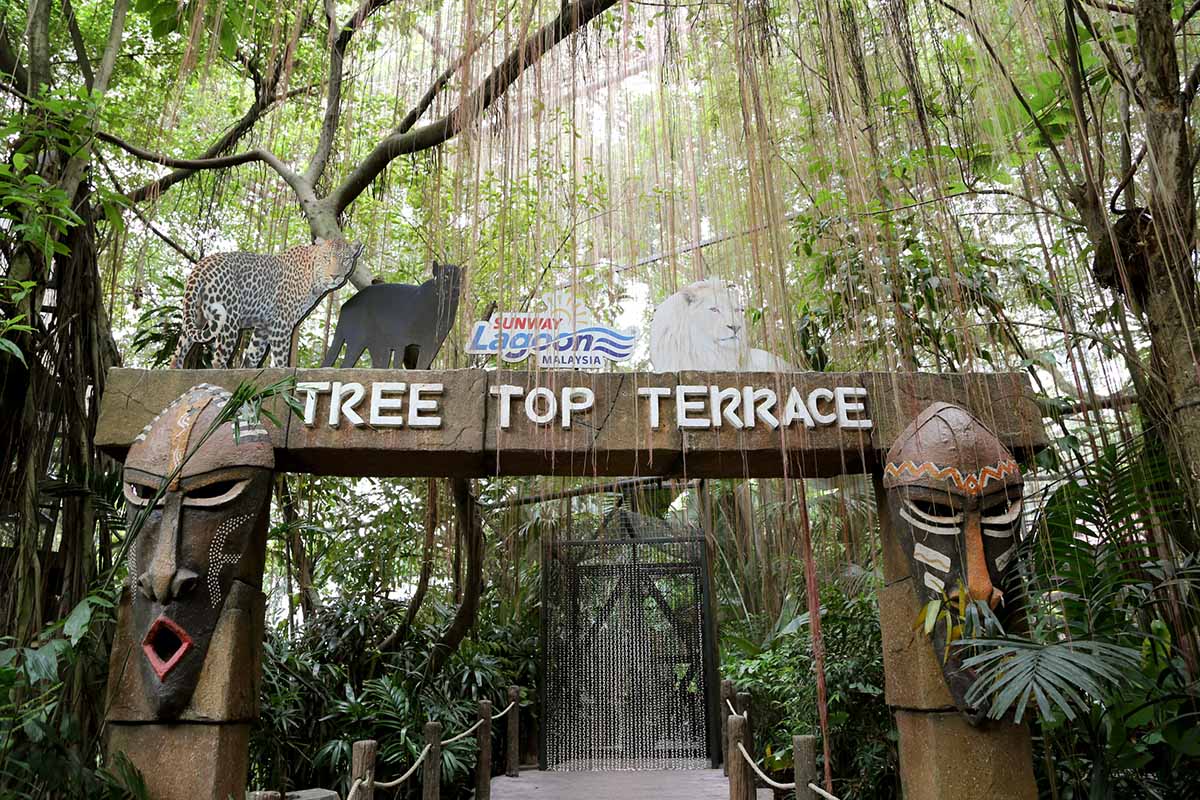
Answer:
[540,511,720,771]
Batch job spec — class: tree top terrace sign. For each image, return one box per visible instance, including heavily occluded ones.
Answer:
[97,368,1046,479]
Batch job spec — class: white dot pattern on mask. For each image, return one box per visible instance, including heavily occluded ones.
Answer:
[206,514,253,607]
[127,540,138,590]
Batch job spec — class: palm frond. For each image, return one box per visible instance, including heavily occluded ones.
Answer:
[960,636,1142,723]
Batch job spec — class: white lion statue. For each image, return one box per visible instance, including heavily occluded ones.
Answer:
[649,279,792,372]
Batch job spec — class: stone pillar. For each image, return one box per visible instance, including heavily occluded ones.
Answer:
[874,475,1036,799]
[102,384,275,800]
[103,517,269,800]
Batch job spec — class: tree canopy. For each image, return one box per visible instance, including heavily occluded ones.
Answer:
[2,0,1200,794]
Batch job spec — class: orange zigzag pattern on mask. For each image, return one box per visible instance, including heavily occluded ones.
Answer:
[883,459,1020,495]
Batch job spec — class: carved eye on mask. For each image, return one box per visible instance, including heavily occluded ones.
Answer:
[123,473,252,509]
[181,476,250,507]
[899,494,963,537]
[981,496,1021,537]
[981,495,1022,574]
[124,480,159,507]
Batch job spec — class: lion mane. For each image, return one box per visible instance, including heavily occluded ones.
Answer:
[649,279,791,372]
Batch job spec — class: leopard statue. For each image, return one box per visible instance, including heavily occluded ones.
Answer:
[171,238,364,369]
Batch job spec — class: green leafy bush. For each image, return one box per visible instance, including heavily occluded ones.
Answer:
[721,585,897,799]
[963,441,1200,797]
[0,593,148,799]
[249,591,537,798]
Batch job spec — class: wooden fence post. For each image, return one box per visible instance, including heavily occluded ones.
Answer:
[423,721,442,800]
[721,679,734,776]
[476,699,493,800]
[727,714,750,800]
[352,739,378,800]
[506,686,520,777]
[794,735,817,800]
[736,691,754,800]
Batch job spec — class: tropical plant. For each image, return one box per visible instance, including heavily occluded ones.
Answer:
[722,583,897,799]
[962,439,1200,797]
[249,587,538,797]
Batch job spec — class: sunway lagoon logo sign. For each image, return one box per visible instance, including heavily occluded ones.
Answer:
[465,291,637,368]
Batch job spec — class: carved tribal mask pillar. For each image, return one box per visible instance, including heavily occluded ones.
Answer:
[882,402,1023,721]
[121,384,274,719]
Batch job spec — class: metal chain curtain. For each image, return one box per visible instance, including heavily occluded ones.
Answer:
[541,510,717,771]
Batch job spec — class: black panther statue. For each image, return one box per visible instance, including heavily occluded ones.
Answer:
[322,263,463,369]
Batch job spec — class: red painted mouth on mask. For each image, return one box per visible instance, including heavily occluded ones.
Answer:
[142,615,192,681]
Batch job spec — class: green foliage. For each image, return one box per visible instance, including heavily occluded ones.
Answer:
[0,91,91,268]
[129,278,192,368]
[0,278,36,366]
[963,637,1142,722]
[962,440,1200,796]
[249,590,537,796]
[721,585,897,799]
[0,592,146,799]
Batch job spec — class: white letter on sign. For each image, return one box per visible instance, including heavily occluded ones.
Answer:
[710,386,744,429]
[296,381,330,427]
[490,384,524,429]
[407,383,443,428]
[330,381,366,427]
[835,387,872,429]
[782,387,815,428]
[741,387,779,429]
[638,386,671,429]
[807,387,837,425]
[561,387,595,428]
[525,387,557,425]
[676,385,710,429]
[369,382,406,427]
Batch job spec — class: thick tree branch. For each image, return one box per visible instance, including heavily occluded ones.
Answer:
[304,0,397,185]
[329,0,618,214]
[1184,56,1200,102]
[425,478,483,680]
[58,0,129,205]
[1178,0,1200,29]
[1136,0,1192,231]
[124,93,289,203]
[123,50,305,203]
[0,29,29,90]
[98,130,282,170]
[96,130,313,203]
[61,0,94,90]
[396,8,516,135]
[1079,0,1135,12]
[28,0,51,94]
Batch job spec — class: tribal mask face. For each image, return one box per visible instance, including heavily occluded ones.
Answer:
[882,402,1023,721]
[122,384,274,719]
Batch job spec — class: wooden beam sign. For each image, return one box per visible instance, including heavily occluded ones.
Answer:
[96,368,1046,479]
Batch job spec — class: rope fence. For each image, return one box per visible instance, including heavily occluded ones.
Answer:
[736,742,795,791]
[441,719,484,746]
[340,685,522,800]
[722,680,841,800]
[807,783,841,800]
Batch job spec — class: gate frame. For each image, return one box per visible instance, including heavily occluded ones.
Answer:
[537,533,721,770]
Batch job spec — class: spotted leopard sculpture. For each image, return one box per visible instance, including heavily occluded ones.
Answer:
[171,239,363,368]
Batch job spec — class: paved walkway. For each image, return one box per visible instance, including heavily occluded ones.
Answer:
[488,769,772,799]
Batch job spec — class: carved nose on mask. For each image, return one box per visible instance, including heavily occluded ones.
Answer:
[139,567,199,604]
[963,513,1001,609]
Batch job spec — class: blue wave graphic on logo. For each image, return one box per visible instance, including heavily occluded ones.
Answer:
[468,321,637,362]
